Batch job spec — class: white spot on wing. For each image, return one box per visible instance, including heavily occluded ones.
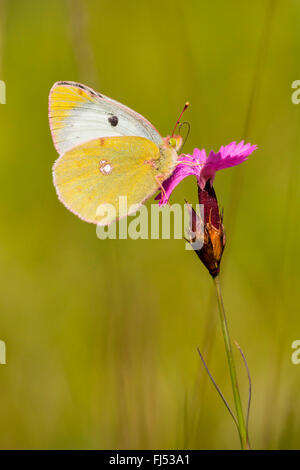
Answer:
[99,159,112,175]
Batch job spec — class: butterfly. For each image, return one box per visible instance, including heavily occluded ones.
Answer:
[49,81,188,225]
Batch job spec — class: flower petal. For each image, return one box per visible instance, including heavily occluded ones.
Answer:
[155,161,197,206]
[198,141,257,188]
[155,141,257,204]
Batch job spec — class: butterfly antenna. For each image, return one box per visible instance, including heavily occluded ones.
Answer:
[178,121,190,150]
[171,102,190,136]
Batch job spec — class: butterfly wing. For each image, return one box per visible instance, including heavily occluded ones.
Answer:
[49,81,163,155]
[53,136,174,225]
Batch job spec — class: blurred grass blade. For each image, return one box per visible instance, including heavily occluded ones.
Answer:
[197,347,238,428]
[234,340,252,445]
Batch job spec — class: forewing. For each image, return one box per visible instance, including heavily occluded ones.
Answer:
[53,136,163,225]
[49,81,163,154]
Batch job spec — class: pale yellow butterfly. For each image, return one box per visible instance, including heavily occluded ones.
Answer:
[49,81,188,225]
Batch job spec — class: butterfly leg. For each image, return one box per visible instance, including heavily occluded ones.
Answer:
[155,175,171,207]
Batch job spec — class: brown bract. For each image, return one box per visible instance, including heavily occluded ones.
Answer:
[188,182,226,277]
[197,219,226,278]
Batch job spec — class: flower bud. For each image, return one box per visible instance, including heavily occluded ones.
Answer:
[187,183,226,277]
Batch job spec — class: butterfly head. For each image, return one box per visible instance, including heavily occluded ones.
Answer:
[165,135,183,152]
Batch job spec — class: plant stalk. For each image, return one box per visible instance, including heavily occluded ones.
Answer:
[214,275,250,450]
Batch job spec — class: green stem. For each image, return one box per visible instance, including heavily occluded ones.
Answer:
[214,275,250,450]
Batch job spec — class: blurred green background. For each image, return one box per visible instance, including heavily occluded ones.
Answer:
[0,0,299,450]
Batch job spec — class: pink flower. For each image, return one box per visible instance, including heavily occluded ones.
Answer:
[156,140,257,205]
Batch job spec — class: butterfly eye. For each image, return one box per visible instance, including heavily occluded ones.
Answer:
[169,138,177,147]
